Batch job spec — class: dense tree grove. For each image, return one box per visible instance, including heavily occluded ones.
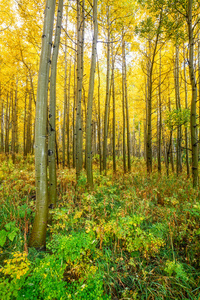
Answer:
[0,0,200,298]
[0,0,199,184]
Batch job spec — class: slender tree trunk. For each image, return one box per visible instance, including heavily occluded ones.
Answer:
[26,89,32,155]
[146,10,162,173]
[48,0,63,213]
[162,125,167,169]
[122,32,126,173]
[97,56,102,174]
[183,44,190,177]
[198,34,200,159]
[1,99,4,153]
[62,69,66,167]
[67,59,71,168]
[29,0,56,248]
[138,122,141,157]
[111,37,116,173]
[144,76,147,161]
[132,118,135,157]
[83,87,87,169]
[0,82,2,153]
[11,88,16,163]
[117,121,120,157]
[62,8,68,168]
[15,81,18,154]
[122,32,131,171]
[86,0,98,187]
[187,0,198,187]
[174,44,182,175]
[157,50,162,173]
[168,88,174,173]
[23,78,27,157]
[5,93,10,154]
[103,5,110,173]
[75,0,85,180]
[73,59,76,169]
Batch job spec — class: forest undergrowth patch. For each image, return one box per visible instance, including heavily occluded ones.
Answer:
[0,154,200,299]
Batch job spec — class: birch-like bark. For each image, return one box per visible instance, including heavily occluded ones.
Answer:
[174,44,182,175]
[73,58,76,169]
[111,36,116,173]
[133,118,135,157]
[122,32,126,173]
[138,121,141,157]
[157,49,162,173]
[62,5,68,168]
[29,0,56,248]
[103,5,110,173]
[168,90,174,173]
[67,59,71,168]
[48,0,63,212]
[5,93,9,154]
[15,83,18,154]
[198,34,200,158]
[183,44,190,177]
[97,56,102,173]
[146,11,162,173]
[75,0,85,180]
[123,32,131,171]
[26,90,32,155]
[11,88,15,163]
[86,0,98,187]
[187,0,198,187]
[1,89,4,153]
[23,78,27,157]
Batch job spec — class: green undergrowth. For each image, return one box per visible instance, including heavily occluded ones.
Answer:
[0,154,200,299]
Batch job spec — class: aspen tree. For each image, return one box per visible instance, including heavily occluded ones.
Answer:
[187,0,198,187]
[133,118,135,157]
[122,31,127,173]
[49,0,63,213]
[62,5,68,168]
[174,44,182,175]
[26,89,32,155]
[29,0,56,248]
[146,10,163,173]
[123,32,131,171]
[5,93,10,154]
[198,34,200,157]
[11,87,15,163]
[86,0,98,187]
[1,91,4,153]
[157,49,162,173]
[73,59,76,169]
[111,36,116,173]
[67,59,71,168]
[183,44,190,177]
[76,0,85,180]
[103,5,110,173]
[97,57,102,174]
[166,85,174,175]
[23,77,27,157]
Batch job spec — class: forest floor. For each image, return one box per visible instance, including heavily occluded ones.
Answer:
[0,154,200,299]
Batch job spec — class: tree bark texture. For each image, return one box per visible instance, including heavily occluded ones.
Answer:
[183,44,190,177]
[48,0,63,211]
[29,0,56,248]
[86,0,98,187]
[174,45,182,175]
[103,5,110,173]
[187,0,198,187]
[75,0,85,180]
[123,33,131,171]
